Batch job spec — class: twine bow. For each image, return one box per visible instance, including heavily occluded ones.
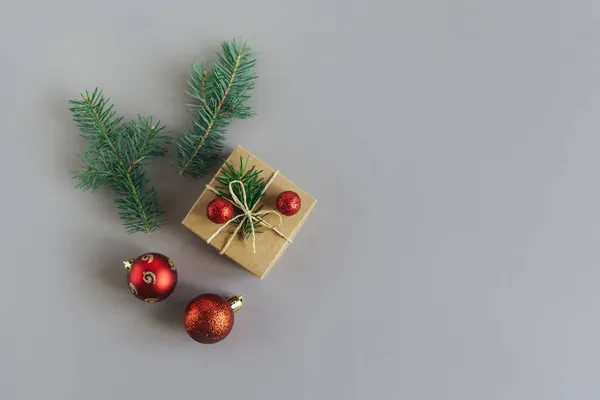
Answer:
[206,170,292,255]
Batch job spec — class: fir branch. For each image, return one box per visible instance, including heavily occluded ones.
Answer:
[212,156,267,239]
[69,88,169,234]
[175,39,257,179]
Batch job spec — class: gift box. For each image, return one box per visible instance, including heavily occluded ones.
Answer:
[182,146,317,278]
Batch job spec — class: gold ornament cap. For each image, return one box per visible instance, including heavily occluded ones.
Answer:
[227,295,243,313]
[123,259,134,271]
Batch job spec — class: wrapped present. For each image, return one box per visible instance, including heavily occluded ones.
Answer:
[182,146,317,278]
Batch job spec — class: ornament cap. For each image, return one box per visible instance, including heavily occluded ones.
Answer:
[123,259,134,271]
[227,295,243,313]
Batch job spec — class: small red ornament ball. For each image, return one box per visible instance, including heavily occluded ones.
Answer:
[207,198,235,224]
[125,253,177,303]
[276,191,301,216]
[184,294,240,344]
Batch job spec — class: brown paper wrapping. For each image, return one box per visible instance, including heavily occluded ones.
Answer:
[182,146,317,279]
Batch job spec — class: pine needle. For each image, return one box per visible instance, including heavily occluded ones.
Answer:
[69,88,170,234]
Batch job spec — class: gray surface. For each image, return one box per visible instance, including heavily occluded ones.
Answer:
[1,1,599,399]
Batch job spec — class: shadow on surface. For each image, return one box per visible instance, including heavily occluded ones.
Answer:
[149,281,210,333]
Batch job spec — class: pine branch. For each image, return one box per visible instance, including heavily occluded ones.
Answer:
[69,88,169,234]
[212,156,267,239]
[175,39,257,179]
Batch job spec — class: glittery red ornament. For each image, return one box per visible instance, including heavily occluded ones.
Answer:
[124,253,177,303]
[207,198,235,224]
[184,294,243,344]
[276,191,301,216]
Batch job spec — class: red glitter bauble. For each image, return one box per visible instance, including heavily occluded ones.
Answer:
[125,253,177,303]
[184,294,242,344]
[207,198,235,224]
[276,191,301,216]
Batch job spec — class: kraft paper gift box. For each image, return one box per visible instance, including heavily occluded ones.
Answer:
[182,146,317,278]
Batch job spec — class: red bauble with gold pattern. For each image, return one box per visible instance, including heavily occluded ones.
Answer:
[184,294,243,344]
[276,191,301,216]
[124,253,177,303]
[207,198,235,224]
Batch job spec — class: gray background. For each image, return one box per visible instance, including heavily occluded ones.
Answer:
[1,1,599,399]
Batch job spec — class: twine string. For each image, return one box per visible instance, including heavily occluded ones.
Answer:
[206,170,292,255]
